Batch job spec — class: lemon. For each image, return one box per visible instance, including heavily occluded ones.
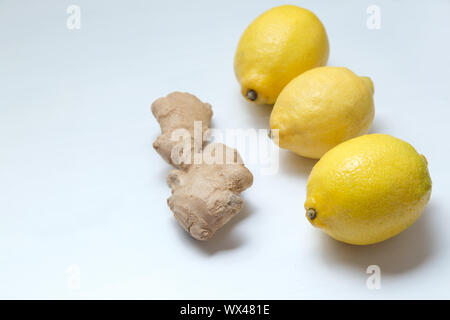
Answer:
[234,5,329,104]
[305,134,432,245]
[270,66,375,159]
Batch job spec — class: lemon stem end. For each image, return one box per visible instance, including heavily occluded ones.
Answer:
[307,208,317,220]
[246,89,257,101]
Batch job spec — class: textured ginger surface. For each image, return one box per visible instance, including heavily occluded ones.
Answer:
[151,92,212,169]
[167,143,253,240]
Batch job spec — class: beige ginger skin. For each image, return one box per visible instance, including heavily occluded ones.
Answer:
[167,143,253,240]
[152,92,253,240]
[151,92,212,169]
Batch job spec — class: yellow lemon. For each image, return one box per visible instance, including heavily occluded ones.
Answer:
[305,134,432,245]
[234,5,329,104]
[270,66,375,159]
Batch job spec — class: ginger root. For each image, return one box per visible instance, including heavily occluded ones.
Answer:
[151,92,253,241]
[167,143,253,240]
[151,92,212,169]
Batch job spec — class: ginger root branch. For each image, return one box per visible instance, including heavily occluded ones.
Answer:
[152,92,253,241]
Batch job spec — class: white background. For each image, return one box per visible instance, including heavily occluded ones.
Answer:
[0,0,449,299]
